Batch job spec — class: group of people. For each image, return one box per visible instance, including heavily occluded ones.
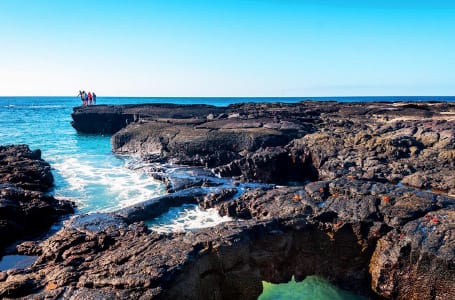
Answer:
[78,90,97,106]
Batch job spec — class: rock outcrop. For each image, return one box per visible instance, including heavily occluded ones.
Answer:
[0,145,74,256]
[105,102,455,193]
[0,145,53,192]
[1,101,452,299]
[71,104,226,134]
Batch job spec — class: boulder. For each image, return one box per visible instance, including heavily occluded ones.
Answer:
[0,145,74,256]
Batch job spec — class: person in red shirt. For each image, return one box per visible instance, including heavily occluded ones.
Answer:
[88,92,93,105]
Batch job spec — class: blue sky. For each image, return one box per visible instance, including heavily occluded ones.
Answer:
[0,0,454,96]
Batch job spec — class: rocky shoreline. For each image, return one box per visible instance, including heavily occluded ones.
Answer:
[1,101,454,299]
[0,145,74,256]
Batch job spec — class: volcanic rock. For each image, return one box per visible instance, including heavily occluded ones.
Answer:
[0,145,74,256]
[0,145,53,191]
[2,101,450,299]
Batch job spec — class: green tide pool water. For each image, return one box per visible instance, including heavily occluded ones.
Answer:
[259,276,367,300]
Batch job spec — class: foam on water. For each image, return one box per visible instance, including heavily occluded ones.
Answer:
[52,154,165,213]
[147,204,233,233]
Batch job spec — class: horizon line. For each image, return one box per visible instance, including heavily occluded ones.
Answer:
[1,95,454,98]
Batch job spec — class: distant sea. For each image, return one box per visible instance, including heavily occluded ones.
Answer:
[0,96,452,298]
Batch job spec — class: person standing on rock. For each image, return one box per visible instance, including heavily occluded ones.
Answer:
[84,91,88,106]
[88,92,93,105]
[78,90,87,106]
[92,92,97,105]
[77,90,84,106]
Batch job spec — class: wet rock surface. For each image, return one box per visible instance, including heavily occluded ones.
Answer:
[0,145,74,256]
[1,102,453,299]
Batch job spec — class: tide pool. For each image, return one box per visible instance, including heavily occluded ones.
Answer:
[259,276,367,300]
[0,255,37,271]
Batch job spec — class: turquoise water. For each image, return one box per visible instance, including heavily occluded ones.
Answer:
[259,276,367,300]
[0,97,168,213]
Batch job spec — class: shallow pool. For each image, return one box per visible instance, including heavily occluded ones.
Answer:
[258,275,367,300]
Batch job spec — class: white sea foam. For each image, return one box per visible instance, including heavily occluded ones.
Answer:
[52,155,165,213]
[29,105,65,109]
[148,204,233,233]
[2,104,64,109]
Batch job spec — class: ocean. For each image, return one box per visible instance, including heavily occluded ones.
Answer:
[1,95,453,298]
